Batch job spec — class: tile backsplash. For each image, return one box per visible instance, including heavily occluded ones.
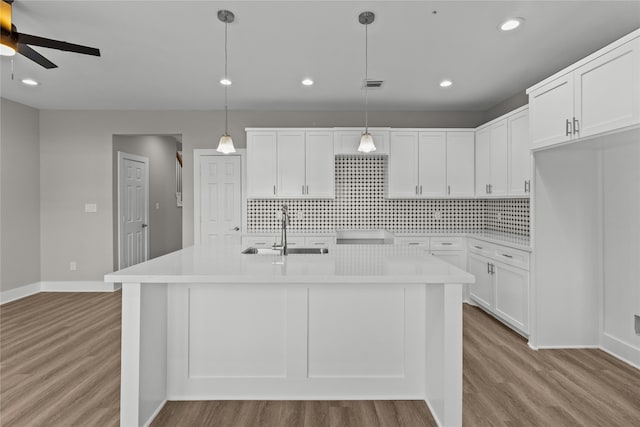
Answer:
[247,157,529,236]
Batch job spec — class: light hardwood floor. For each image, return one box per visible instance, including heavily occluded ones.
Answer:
[1,291,639,426]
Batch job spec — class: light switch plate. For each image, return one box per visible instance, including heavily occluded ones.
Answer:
[84,203,97,213]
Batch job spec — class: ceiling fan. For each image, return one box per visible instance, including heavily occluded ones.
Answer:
[0,0,100,69]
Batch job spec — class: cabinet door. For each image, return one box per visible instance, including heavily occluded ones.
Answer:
[575,38,640,139]
[508,110,531,196]
[418,132,446,197]
[446,132,475,197]
[475,127,492,196]
[246,131,277,198]
[388,131,419,198]
[494,262,529,334]
[277,131,306,198]
[305,131,335,198]
[529,73,574,149]
[490,121,509,196]
[468,254,494,311]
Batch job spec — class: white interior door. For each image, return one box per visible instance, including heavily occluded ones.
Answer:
[200,155,242,246]
[119,153,149,269]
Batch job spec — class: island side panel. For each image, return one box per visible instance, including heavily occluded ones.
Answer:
[121,283,168,427]
[425,283,463,427]
[166,283,426,399]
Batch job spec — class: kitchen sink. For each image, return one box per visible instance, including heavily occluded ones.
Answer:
[241,247,329,255]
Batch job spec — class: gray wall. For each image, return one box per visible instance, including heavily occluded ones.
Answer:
[0,98,40,292]
[38,109,485,281]
[112,135,182,269]
[483,91,528,123]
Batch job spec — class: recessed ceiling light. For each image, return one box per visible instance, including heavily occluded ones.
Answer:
[220,78,232,86]
[301,78,314,86]
[440,79,453,88]
[21,78,39,86]
[500,18,524,31]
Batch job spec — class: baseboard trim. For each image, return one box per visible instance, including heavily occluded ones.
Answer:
[601,333,640,369]
[1,281,121,305]
[0,282,41,304]
[40,281,120,292]
[534,345,600,349]
[142,399,167,427]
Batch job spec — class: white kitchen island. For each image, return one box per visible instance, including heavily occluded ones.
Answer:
[105,243,474,427]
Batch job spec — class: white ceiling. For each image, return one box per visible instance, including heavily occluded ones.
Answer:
[1,0,639,111]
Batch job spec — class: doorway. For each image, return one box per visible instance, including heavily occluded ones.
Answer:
[194,150,243,245]
[117,152,149,269]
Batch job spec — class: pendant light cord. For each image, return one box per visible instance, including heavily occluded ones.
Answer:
[224,19,229,136]
[364,21,369,134]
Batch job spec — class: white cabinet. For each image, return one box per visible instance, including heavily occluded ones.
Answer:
[508,109,532,195]
[247,129,334,199]
[334,129,389,155]
[528,35,640,150]
[388,131,474,199]
[467,238,530,335]
[277,131,306,198]
[476,106,530,197]
[247,131,278,198]
[475,121,508,197]
[468,253,494,311]
[446,132,475,197]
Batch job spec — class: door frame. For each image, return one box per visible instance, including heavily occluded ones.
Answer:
[193,149,246,245]
[117,151,150,269]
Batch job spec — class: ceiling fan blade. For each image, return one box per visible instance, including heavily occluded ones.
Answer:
[16,32,100,56]
[0,1,12,33]
[17,43,57,69]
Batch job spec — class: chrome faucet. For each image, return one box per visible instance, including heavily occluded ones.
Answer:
[273,205,290,255]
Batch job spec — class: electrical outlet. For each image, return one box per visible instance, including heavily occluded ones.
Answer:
[635,315,640,335]
[69,261,77,271]
[433,211,443,220]
[84,203,97,213]
[155,202,160,210]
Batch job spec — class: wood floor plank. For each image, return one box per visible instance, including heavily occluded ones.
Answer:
[2,294,639,426]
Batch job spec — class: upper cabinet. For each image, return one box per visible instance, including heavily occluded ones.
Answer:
[475,106,531,197]
[388,130,474,199]
[334,129,390,155]
[247,130,334,199]
[528,32,640,150]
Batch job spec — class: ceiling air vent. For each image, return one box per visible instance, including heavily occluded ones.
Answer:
[363,79,384,89]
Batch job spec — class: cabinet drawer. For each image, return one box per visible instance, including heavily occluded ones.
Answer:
[430,237,464,251]
[242,236,278,247]
[468,239,495,257]
[494,247,530,271]
[394,236,431,247]
[304,236,335,247]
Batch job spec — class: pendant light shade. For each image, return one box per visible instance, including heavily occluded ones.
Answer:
[357,11,376,153]
[217,134,235,154]
[216,10,236,154]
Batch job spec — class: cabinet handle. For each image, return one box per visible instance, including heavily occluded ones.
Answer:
[473,245,483,250]
[565,119,572,136]
[415,185,418,195]
[501,253,513,258]
[488,184,493,194]
[448,185,451,195]
[273,185,276,195]
[420,185,423,195]
[573,117,580,135]
[486,184,489,194]
[487,262,491,274]
[408,242,421,246]
[441,242,453,246]
[490,263,495,275]
[306,185,309,194]
[313,242,325,245]
[524,180,528,193]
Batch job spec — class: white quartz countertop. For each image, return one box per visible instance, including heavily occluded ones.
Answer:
[105,243,475,285]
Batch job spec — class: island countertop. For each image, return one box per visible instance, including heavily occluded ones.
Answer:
[105,243,475,284]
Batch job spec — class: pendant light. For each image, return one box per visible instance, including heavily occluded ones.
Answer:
[358,11,376,153]
[216,10,235,154]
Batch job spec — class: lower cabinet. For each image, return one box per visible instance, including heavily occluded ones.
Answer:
[468,239,530,335]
